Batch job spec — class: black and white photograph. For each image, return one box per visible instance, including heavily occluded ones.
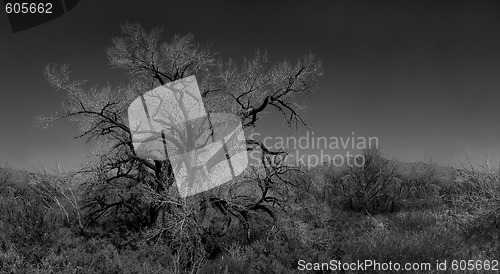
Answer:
[1,1,500,273]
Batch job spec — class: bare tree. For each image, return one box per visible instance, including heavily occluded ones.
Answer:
[39,22,322,249]
[28,160,84,230]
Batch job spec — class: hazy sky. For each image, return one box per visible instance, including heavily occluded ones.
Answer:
[1,0,500,170]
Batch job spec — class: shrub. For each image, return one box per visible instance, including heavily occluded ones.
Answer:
[454,155,500,241]
[338,148,402,214]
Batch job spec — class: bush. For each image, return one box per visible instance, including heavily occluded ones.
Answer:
[453,155,500,242]
[336,148,402,214]
[0,187,69,265]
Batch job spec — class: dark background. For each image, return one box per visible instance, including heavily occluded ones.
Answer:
[1,0,500,170]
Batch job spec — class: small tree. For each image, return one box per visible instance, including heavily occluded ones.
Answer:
[28,160,84,230]
[341,148,401,214]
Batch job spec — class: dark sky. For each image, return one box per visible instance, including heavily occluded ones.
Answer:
[1,0,500,170]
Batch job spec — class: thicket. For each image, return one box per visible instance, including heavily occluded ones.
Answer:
[1,148,499,273]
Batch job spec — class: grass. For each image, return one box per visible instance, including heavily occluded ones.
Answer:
[1,158,499,273]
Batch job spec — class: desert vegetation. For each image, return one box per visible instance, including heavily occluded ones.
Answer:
[1,23,499,273]
[1,151,500,273]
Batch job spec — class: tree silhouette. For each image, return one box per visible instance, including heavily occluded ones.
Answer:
[39,22,322,252]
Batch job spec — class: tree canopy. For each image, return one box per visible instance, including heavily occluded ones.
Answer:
[40,22,323,255]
